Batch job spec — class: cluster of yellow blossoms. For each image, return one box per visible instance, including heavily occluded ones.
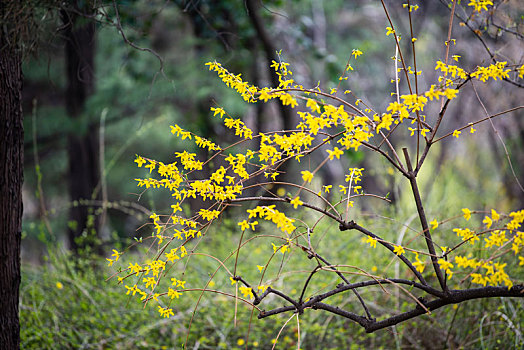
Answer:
[364,207,523,289]
[443,208,523,289]
[110,44,524,318]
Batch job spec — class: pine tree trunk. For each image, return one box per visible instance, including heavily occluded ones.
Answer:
[0,24,23,350]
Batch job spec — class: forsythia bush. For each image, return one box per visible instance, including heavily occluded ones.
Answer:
[109,0,523,345]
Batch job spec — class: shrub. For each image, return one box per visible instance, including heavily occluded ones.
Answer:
[109,1,524,348]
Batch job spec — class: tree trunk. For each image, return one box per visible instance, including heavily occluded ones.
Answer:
[245,0,295,132]
[0,24,23,350]
[61,5,101,253]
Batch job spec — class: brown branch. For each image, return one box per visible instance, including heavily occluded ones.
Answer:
[259,279,523,333]
[403,148,446,291]
[361,285,524,333]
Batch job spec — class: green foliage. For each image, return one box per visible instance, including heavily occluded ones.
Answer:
[21,250,177,349]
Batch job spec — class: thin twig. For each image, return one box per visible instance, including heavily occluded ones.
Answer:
[112,0,167,91]
[470,81,524,193]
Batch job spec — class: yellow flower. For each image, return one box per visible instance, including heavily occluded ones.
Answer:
[491,209,500,221]
[279,93,298,107]
[170,288,183,299]
[471,273,487,287]
[145,161,156,173]
[326,147,344,160]
[366,236,377,248]
[56,282,64,290]
[483,216,493,229]
[462,208,472,221]
[443,88,459,100]
[210,107,226,118]
[158,306,175,318]
[237,339,245,346]
[257,265,265,272]
[393,245,405,256]
[200,209,220,221]
[134,155,146,167]
[128,263,142,276]
[352,49,363,58]
[430,219,438,230]
[438,258,453,272]
[290,196,303,209]
[258,88,273,102]
[301,170,314,183]
[306,98,320,113]
[257,285,269,293]
[239,286,254,298]
[143,277,156,289]
[130,286,143,299]
[468,0,493,13]
[452,129,461,138]
[238,220,250,231]
[413,260,425,273]
[484,230,508,248]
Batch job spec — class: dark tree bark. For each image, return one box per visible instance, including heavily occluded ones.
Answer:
[61,4,101,253]
[0,20,24,350]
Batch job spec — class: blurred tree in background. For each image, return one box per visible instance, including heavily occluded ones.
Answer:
[61,1,101,254]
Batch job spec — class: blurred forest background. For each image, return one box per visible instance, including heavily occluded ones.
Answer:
[19,0,523,348]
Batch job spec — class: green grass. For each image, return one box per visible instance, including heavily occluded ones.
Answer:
[21,224,523,349]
